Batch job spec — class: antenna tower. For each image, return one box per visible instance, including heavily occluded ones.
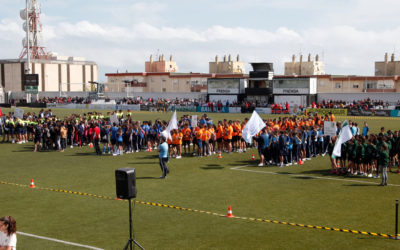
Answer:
[19,0,49,61]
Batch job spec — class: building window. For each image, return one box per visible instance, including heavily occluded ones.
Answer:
[365,82,377,89]
[173,79,178,84]
[353,84,359,88]
[162,88,166,92]
[335,82,342,88]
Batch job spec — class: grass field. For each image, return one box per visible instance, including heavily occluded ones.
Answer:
[1,108,400,249]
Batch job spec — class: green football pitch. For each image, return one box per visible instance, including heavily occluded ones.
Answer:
[1,108,400,249]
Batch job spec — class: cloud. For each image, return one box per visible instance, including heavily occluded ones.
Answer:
[3,15,400,81]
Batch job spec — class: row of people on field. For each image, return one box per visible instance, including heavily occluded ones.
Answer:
[328,131,400,179]
[2,110,399,181]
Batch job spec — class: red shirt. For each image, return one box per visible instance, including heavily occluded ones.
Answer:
[94,126,101,140]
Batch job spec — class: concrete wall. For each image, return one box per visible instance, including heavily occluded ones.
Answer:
[285,61,325,75]
[45,63,59,91]
[60,64,68,92]
[107,74,206,93]
[69,64,83,91]
[0,60,98,93]
[145,58,178,73]
[4,63,23,92]
[209,60,245,74]
[317,78,397,93]
[375,61,400,76]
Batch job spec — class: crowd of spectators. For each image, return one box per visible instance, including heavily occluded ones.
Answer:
[9,96,400,111]
[311,99,392,110]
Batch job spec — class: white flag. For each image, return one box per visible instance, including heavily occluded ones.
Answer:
[332,120,353,157]
[241,111,266,144]
[161,111,178,140]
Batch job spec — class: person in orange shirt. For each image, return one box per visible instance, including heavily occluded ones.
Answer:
[329,112,335,122]
[182,123,192,155]
[233,120,242,152]
[216,121,224,154]
[224,120,233,153]
[232,120,238,152]
[195,125,204,156]
[201,124,211,156]
[171,129,179,158]
[172,129,183,159]
[207,123,216,155]
[192,126,200,154]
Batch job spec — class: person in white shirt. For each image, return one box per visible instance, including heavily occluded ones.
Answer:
[0,216,17,250]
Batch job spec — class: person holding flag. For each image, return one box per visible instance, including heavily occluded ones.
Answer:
[241,111,265,144]
[332,120,353,159]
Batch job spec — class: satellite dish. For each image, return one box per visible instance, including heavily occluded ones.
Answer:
[22,38,33,47]
[20,9,27,20]
[22,22,31,32]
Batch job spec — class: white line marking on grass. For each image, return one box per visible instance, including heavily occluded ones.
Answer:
[18,232,104,250]
[230,165,400,187]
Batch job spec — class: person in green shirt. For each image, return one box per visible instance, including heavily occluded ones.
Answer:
[328,137,337,174]
[378,143,389,186]
[347,139,356,175]
[340,142,347,169]
[365,139,377,177]
[356,137,366,176]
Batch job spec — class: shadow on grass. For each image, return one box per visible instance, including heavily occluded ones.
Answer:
[137,176,161,180]
[292,176,315,180]
[140,155,159,159]
[299,169,334,176]
[68,152,100,156]
[228,160,255,166]
[129,162,154,165]
[345,183,379,187]
[12,149,34,152]
[200,164,224,170]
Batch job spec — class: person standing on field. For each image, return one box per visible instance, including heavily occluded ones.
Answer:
[158,136,169,179]
[378,143,389,186]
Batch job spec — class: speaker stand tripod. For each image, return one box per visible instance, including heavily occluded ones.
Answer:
[123,198,144,250]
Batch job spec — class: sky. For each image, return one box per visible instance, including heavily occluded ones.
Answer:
[1,0,400,81]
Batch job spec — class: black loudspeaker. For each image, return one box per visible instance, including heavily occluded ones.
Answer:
[115,168,137,199]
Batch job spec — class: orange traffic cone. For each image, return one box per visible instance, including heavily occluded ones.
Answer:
[251,154,255,161]
[218,152,222,158]
[89,143,93,148]
[298,159,303,165]
[148,148,152,152]
[116,197,122,200]
[30,179,36,188]
[226,206,234,218]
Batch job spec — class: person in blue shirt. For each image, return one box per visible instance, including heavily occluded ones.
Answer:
[278,130,289,167]
[158,136,169,179]
[116,127,123,156]
[254,128,269,166]
[293,132,302,165]
[317,127,324,156]
[362,122,369,136]
[301,127,308,160]
[110,123,119,154]
[287,132,294,165]
[270,132,279,165]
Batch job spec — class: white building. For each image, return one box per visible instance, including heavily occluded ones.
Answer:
[0,57,98,93]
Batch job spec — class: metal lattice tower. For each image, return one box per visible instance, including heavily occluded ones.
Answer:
[19,0,49,60]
